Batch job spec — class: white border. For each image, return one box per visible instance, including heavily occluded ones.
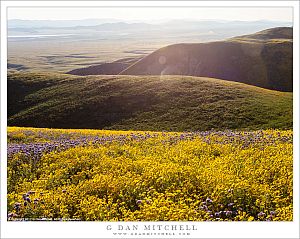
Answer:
[1,1,299,239]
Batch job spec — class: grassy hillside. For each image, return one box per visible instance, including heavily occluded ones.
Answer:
[67,57,140,76]
[120,27,292,92]
[232,27,292,40]
[8,72,292,131]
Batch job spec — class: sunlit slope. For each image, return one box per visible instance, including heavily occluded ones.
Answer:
[8,72,292,131]
[120,27,292,92]
[232,27,292,40]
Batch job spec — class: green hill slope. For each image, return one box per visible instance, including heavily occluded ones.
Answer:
[120,27,292,92]
[8,72,292,131]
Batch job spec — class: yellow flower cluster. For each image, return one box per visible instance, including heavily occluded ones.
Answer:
[7,127,293,221]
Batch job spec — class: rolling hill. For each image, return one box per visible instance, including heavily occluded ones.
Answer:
[120,27,293,92]
[232,27,292,40]
[8,72,292,131]
[67,57,141,76]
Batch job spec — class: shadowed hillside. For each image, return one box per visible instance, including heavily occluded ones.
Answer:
[120,27,292,92]
[8,72,292,131]
[67,57,140,76]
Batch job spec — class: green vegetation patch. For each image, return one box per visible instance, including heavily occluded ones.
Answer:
[8,72,292,131]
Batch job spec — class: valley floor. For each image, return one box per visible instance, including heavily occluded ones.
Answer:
[7,127,292,221]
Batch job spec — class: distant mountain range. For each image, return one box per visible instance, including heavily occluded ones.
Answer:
[8,19,291,34]
[8,18,124,28]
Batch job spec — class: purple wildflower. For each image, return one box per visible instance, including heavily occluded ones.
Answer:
[206,198,213,204]
[270,211,276,216]
[8,213,18,218]
[225,211,233,217]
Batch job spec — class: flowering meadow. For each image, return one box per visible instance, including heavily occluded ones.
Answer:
[7,127,293,221]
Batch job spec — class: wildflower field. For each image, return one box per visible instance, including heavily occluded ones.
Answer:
[7,127,293,221]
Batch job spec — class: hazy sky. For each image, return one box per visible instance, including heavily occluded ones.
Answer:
[8,7,293,22]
